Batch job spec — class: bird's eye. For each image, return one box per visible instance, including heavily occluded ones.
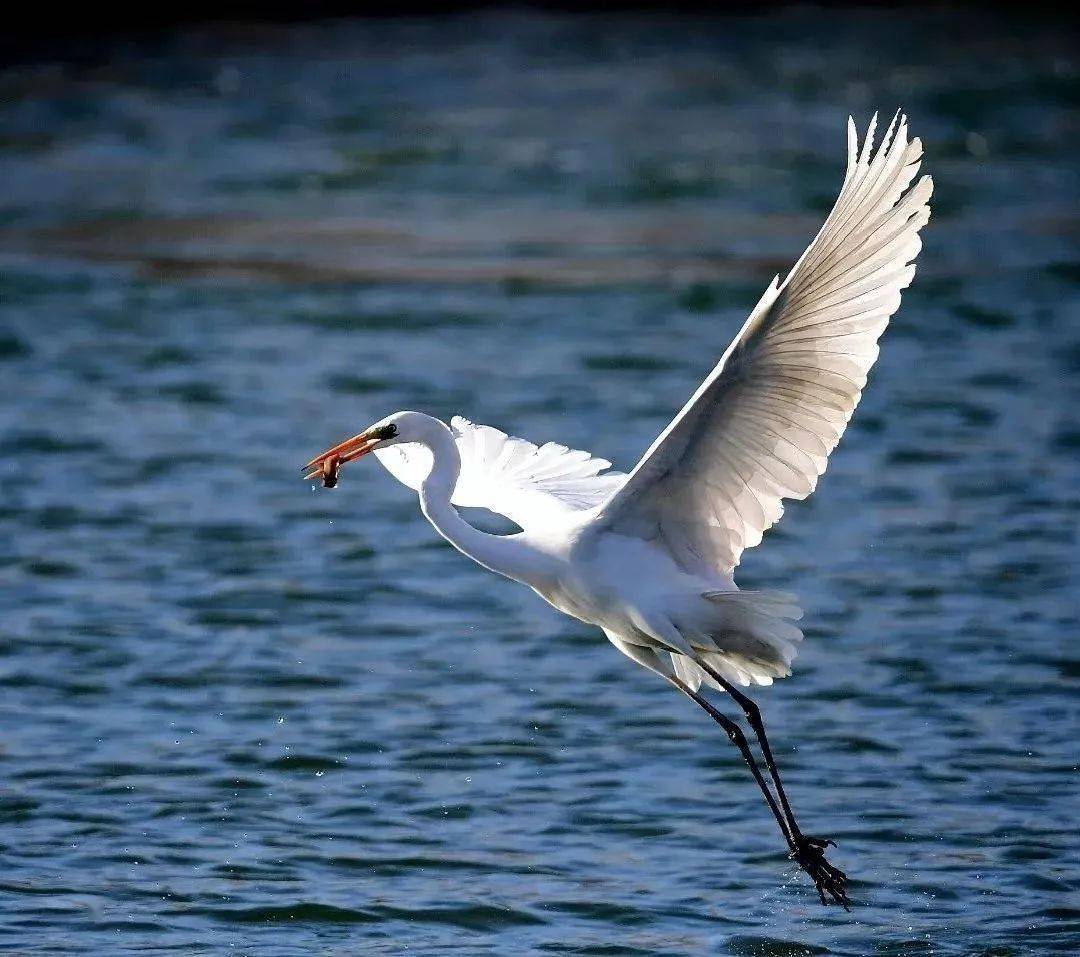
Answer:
[373,424,398,441]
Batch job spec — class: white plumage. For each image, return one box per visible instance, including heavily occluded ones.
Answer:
[375,416,624,527]
[594,112,930,577]
[305,114,932,907]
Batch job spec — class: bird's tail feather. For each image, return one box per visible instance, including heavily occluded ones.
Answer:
[672,589,804,689]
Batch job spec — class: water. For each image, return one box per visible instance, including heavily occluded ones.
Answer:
[1,10,1077,955]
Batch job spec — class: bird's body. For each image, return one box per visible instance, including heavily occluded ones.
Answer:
[374,411,801,688]
[304,113,932,908]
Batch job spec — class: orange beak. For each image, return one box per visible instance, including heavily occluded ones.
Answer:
[302,430,382,487]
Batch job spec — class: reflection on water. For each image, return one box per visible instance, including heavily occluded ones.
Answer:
[0,9,1077,956]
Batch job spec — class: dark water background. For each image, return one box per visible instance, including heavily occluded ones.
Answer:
[1,10,1078,955]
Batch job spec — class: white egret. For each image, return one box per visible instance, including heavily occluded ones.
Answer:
[304,113,932,908]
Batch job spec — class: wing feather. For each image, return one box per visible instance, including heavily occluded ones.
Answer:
[375,416,624,530]
[589,113,932,576]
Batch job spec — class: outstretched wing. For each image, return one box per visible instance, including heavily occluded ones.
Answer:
[589,113,933,576]
[375,416,625,530]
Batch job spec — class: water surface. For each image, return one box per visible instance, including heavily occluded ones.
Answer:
[0,10,1077,956]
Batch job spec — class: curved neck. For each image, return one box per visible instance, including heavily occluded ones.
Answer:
[415,421,546,587]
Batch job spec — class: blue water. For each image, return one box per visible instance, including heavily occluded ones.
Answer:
[1,10,1078,956]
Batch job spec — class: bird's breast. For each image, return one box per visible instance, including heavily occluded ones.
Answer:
[529,558,635,632]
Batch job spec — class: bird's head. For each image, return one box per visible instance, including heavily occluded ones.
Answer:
[302,411,440,488]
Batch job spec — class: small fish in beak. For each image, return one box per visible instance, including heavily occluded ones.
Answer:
[321,455,341,488]
[303,423,397,488]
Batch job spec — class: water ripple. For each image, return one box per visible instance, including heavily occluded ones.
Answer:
[0,9,1077,957]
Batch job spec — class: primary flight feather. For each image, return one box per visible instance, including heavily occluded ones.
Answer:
[304,113,932,908]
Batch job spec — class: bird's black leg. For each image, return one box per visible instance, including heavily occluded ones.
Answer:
[693,661,850,909]
[694,662,801,836]
[669,677,795,849]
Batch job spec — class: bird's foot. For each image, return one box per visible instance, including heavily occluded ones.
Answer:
[790,833,850,909]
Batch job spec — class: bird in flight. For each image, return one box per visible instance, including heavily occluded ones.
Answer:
[304,113,931,908]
